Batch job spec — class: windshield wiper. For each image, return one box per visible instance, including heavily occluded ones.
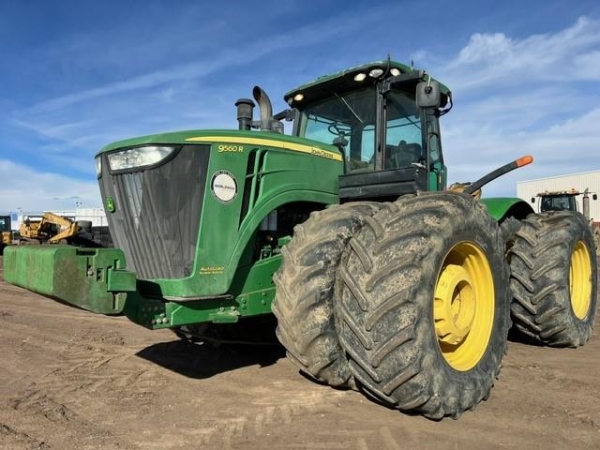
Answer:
[335,93,363,124]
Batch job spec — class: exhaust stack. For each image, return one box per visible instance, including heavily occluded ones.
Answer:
[583,189,590,221]
[253,86,283,133]
[235,98,255,131]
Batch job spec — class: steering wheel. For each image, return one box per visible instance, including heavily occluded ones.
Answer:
[328,122,353,137]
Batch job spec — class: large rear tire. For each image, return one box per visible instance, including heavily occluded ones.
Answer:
[272,202,379,387]
[509,211,597,347]
[593,226,600,258]
[336,193,510,419]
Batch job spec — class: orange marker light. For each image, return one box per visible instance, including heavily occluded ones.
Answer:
[516,155,534,167]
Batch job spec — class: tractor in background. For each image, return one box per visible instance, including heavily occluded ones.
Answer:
[532,189,600,256]
[3,60,597,419]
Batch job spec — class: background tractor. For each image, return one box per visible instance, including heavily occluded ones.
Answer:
[3,60,597,419]
[531,189,600,256]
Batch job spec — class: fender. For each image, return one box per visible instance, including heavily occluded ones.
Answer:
[480,197,534,223]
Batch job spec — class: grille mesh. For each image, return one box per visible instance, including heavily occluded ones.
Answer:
[99,144,210,280]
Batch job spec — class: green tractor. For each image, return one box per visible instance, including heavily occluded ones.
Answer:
[532,189,600,257]
[4,60,597,419]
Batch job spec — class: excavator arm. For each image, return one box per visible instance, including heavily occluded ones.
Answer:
[41,212,80,243]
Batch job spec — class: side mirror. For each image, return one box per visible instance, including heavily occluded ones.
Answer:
[416,81,441,108]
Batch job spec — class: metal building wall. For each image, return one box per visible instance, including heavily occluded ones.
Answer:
[517,170,600,222]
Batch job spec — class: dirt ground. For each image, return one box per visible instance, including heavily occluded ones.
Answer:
[1,257,599,450]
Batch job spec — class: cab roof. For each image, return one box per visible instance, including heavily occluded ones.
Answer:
[284,60,451,108]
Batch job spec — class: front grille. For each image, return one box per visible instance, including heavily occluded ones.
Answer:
[99,144,210,280]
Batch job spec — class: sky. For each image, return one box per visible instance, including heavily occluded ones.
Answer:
[1,0,600,213]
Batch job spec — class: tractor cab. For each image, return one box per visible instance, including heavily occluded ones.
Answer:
[540,192,578,212]
[284,61,452,200]
[533,189,598,214]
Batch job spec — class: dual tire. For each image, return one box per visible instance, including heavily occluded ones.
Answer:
[272,202,380,387]
[274,193,511,418]
[509,211,597,347]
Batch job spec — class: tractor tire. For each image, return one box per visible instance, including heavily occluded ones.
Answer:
[509,212,597,347]
[593,226,600,258]
[76,220,93,231]
[335,192,510,419]
[500,216,522,251]
[272,202,380,387]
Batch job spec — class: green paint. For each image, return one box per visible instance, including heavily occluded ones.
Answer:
[123,255,282,329]
[3,246,136,314]
[137,136,341,299]
[106,196,115,213]
[480,197,534,221]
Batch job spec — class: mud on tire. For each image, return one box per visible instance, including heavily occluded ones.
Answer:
[335,192,510,419]
[509,211,597,347]
[272,202,379,387]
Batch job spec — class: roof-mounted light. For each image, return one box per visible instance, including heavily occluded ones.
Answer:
[390,68,401,76]
[369,68,384,78]
[293,93,304,102]
[353,73,367,82]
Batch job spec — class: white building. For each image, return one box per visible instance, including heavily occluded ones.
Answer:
[517,169,600,223]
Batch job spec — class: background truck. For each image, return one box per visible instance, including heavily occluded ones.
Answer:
[4,60,597,419]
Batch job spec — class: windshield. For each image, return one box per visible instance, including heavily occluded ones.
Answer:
[297,86,377,171]
[540,195,577,212]
[0,217,10,232]
[297,86,425,172]
[385,90,423,168]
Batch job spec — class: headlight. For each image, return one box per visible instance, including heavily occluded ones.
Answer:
[95,156,102,177]
[107,146,176,171]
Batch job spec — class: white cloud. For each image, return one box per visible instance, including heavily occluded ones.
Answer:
[435,16,600,198]
[445,107,600,196]
[24,8,390,115]
[572,50,600,80]
[0,159,100,213]
[444,16,600,90]
[455,33,513,65]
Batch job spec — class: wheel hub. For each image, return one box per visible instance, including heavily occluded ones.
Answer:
[434,264,476,345]
[570,240,592,320]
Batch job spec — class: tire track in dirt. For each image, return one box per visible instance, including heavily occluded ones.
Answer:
[0,422,50,450]
[1,325,160,450]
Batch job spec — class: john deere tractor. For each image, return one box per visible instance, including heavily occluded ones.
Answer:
[532,189,600,257]
[4,60,597,419]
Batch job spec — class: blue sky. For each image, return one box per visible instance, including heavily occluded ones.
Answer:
[1,0,600,212]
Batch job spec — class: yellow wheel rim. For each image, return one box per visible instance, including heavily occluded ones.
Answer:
[570,240,592,320]
[434,242,495,372]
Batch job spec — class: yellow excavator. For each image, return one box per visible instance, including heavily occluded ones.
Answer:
[19,212,93,245]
